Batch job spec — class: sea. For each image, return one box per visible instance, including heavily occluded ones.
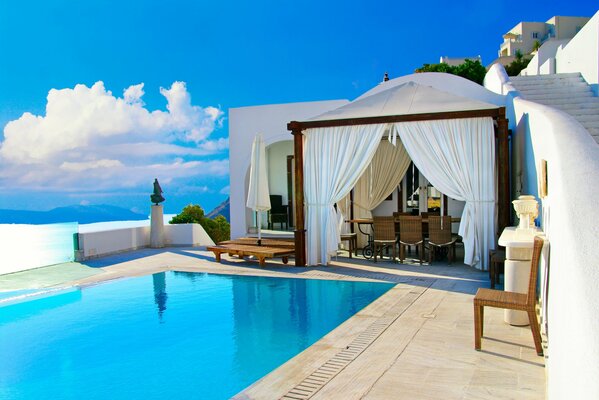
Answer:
[0,215,176,275]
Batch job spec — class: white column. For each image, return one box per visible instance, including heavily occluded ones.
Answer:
[150,205,164,248]
[498,227,541,325]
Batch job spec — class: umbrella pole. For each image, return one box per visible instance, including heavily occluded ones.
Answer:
[257,211,262,246]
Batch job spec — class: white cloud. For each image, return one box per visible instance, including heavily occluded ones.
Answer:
[219,185,230,195]
[0,81,228,193]
[123,83,145,105]
[60,159,124,172]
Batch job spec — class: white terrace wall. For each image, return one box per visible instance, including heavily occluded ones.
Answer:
[485,65,599,399]
[78,224,214,260]
[555,11,599,95]
[522,39,570,76]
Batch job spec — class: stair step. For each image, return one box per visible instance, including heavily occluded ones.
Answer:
[552,105,599,114]
[519,88,593,98]
[574,114,599,123]
[530,97,599,106]
[553,100,599,111]
[582,120,599,129]
[516,83,591,92]
[511,79,586,89]
[525,93,595,102]
[511,73,582,82]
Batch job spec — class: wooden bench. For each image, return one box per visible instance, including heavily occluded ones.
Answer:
[207,244,295,267]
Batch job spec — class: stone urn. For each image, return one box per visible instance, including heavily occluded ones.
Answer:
[512,195,539,231]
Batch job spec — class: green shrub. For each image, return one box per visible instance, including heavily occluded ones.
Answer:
[170,204,230,243]
[415,59,487,85]
[504,50,532,76]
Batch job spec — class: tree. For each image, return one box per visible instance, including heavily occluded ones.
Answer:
[504,50,532,76]
[170,204,230,243]
[415,59,487,85]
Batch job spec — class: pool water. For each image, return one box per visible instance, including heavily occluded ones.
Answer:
[0,272,393,399]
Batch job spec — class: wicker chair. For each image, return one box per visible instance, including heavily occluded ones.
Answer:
[488,248,506,289]
[428,216,458,263]
[420,211,439,238]
[372,216,397,263]
[473,236,545,356]
[397,215,424,265]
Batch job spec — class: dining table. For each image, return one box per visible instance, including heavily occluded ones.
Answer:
[344,217,461,259]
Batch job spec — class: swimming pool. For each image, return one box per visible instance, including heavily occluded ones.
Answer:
[0,272,393,399]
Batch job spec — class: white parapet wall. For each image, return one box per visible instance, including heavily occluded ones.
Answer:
[556,11,599,95]
[485,64,599,399]
[78,223,214,260]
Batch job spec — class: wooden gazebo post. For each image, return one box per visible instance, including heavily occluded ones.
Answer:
[497,108,511,233]
[288,122,306,266]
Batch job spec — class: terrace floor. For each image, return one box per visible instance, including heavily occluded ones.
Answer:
[0,247,546,399]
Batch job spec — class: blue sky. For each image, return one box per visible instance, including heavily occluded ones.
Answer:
[0,0,596,215]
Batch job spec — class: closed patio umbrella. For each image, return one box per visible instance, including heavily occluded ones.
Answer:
[246,133,270,244]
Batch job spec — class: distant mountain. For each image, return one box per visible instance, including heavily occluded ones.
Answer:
[206,197,230,222]
[0,204,148,225]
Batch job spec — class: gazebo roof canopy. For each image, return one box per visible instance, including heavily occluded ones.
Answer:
[309,81,501,122]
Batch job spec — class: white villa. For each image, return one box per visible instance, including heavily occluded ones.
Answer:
[439,55,481,66]
[229,10,599,399]
[498,15,590,57]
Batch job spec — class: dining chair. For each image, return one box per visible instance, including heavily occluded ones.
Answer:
[397,215,424,265]
[372,216,397,263]
[421,211,439,238]
[473,236,545,356]
[340,232,358,258]
[393,212,412,251]
[428,215,458,263]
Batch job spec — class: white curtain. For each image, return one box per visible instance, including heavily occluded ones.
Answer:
[304,124,386,265]
[393,117,495,270]
[353,140,412,246]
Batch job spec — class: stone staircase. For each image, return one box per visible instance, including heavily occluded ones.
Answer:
[509,73,599,144]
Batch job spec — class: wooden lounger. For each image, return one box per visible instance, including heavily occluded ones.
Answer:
[207,244,295,267]
[219,238,294,248]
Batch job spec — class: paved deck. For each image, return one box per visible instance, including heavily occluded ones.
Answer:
[0,247,546,399]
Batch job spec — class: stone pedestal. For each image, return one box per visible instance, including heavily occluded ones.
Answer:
[150,205,164,248]
[498,226,540,326]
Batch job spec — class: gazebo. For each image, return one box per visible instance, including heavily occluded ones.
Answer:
[287,80,509,269]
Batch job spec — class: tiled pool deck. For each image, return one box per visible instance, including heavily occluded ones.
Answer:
[0,247,546,399]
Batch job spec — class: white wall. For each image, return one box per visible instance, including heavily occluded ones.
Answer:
[78,226,150,259]
[556,11,599,95]
[522,39,569,76]
[229,100,349,239]
[163,224,214,247]
[78,223,214,260]
[485,64,599,399]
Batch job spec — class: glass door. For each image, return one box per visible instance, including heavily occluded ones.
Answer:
[403,163,443,214]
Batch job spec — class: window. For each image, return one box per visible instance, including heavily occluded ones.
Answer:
[532,32,539,39]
